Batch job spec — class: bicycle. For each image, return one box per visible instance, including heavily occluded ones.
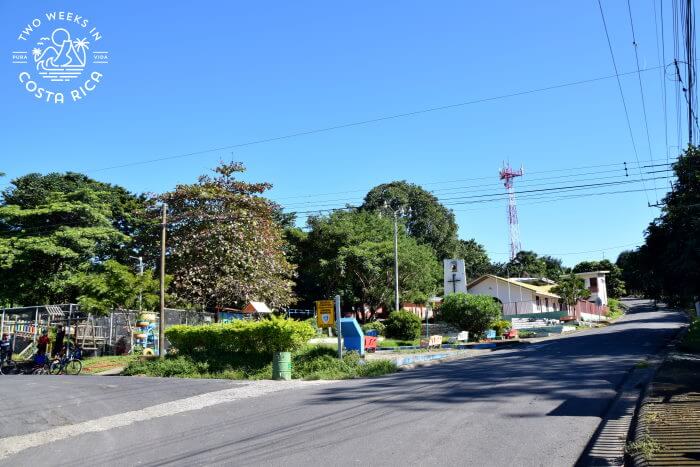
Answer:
[49,351,82,375]
[0,354,17,375]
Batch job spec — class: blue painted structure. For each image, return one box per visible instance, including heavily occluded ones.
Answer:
[340,318,365,356]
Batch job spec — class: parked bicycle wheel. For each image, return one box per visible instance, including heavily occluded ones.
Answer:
[32,365,49,375]
[49,359,62,375]
[65,359,82,375]
[0,361,16,375]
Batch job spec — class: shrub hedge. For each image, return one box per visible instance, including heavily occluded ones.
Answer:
[361,321,386,336]
[439,293,501,338]
[165,316,315,356]
[384,310,422,340]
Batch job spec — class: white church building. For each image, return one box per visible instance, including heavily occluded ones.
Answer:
[466,275,563,315]
[443,259,610,318]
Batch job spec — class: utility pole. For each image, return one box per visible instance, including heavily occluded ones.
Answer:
[159,203,167,358]
[393,210,400,312]
[335,295,342,359]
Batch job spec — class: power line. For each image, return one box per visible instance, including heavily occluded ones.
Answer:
[656,0,671,171]
[272,157,675,202]
[627,0,661,204]
[596,0,652,207]
[85,64,667,174]
[287,175,673,215]
[280,165,675,209]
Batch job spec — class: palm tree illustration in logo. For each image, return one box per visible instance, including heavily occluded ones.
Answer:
[72,37,90,57]
[34,28,88,81]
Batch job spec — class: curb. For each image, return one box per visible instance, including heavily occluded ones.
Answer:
[576,316,687,466]
[626,325,691,467]
[93,365,126,376]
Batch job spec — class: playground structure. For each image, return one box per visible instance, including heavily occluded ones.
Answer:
[0,304,215,357]
[0,304,92,359]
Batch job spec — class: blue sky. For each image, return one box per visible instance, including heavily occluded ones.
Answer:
[0,1,683,266]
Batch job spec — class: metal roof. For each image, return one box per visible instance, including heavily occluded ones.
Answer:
[467,274,561,299]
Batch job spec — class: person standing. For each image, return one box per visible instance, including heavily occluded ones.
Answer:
[52,325,65,358]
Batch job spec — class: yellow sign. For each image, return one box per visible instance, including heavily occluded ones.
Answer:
[315,300,335,328]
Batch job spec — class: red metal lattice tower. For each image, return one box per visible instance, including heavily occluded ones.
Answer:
[499,163,524,261]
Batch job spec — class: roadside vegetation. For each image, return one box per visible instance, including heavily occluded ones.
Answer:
[626,434,664,461]
[606,298,624,321]
[124,346,396,380]
[124,318,396,380]
[80,355,137,375]
[680,315,700,353]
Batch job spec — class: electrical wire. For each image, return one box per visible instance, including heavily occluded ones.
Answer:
[84,64,667,174]
[597,0,652,206]
[628,0,661,204]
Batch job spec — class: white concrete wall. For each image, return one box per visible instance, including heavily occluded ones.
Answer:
[468,278,537,315]
[578,273,608,306]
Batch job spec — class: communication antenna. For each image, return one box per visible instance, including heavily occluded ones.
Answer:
[499,163,524,260]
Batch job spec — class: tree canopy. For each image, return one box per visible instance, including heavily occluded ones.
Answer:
[614,147,699,305]
[572,259,625,298]
[551,272,590,309]
[0,184,131,305]
[454,239,492,282]
[292,209,440,314]
[361,180,459,259]
[159,162,295,310]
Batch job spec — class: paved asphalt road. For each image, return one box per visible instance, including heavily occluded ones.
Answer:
[0,300,686,466]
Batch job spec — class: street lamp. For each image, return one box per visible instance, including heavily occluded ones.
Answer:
[393,210,400,312]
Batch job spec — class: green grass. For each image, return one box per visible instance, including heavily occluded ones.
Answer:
[379,338,420,347]
[123,345,397,380]
[626,435,664,461]
[80,355,137,375]
[680,316,700,353]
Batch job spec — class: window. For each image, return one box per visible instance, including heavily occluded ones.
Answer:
[589,277,598,293]
[545,298,549,310]
[535,296,541,311]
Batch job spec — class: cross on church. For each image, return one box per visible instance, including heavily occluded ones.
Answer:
[447,273,461,293]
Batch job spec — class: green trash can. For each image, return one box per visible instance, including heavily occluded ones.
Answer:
[272,351,292,380]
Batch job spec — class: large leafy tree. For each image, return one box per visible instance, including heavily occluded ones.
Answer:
[293,209,440,314]
[361,181,459,259]
[572,259,625,298]
[0,188,129,305]
[71,259,163,315]
[505,250,546,278]
[630,147,700,304]
[616,250,646,296]
[3,172,151,264]
[158,162,295,310]
[454,239,491,282]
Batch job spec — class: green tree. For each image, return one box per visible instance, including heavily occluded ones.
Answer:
[551,272,591,310]
[384,310,422,340]
[341,237,440,318]
[505,250,546,278]
[455,239,491,282]
[541,255,566,281]
[572,259,625,298]
[361,181,459,258]
[439,293,501,338]
[2,172,151,265]
[158,162,295,310]
[71,259,163,315]
[292,210,440,314]
[0,189,129,305]
[635,146,700,305]
[616,250,645,296]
